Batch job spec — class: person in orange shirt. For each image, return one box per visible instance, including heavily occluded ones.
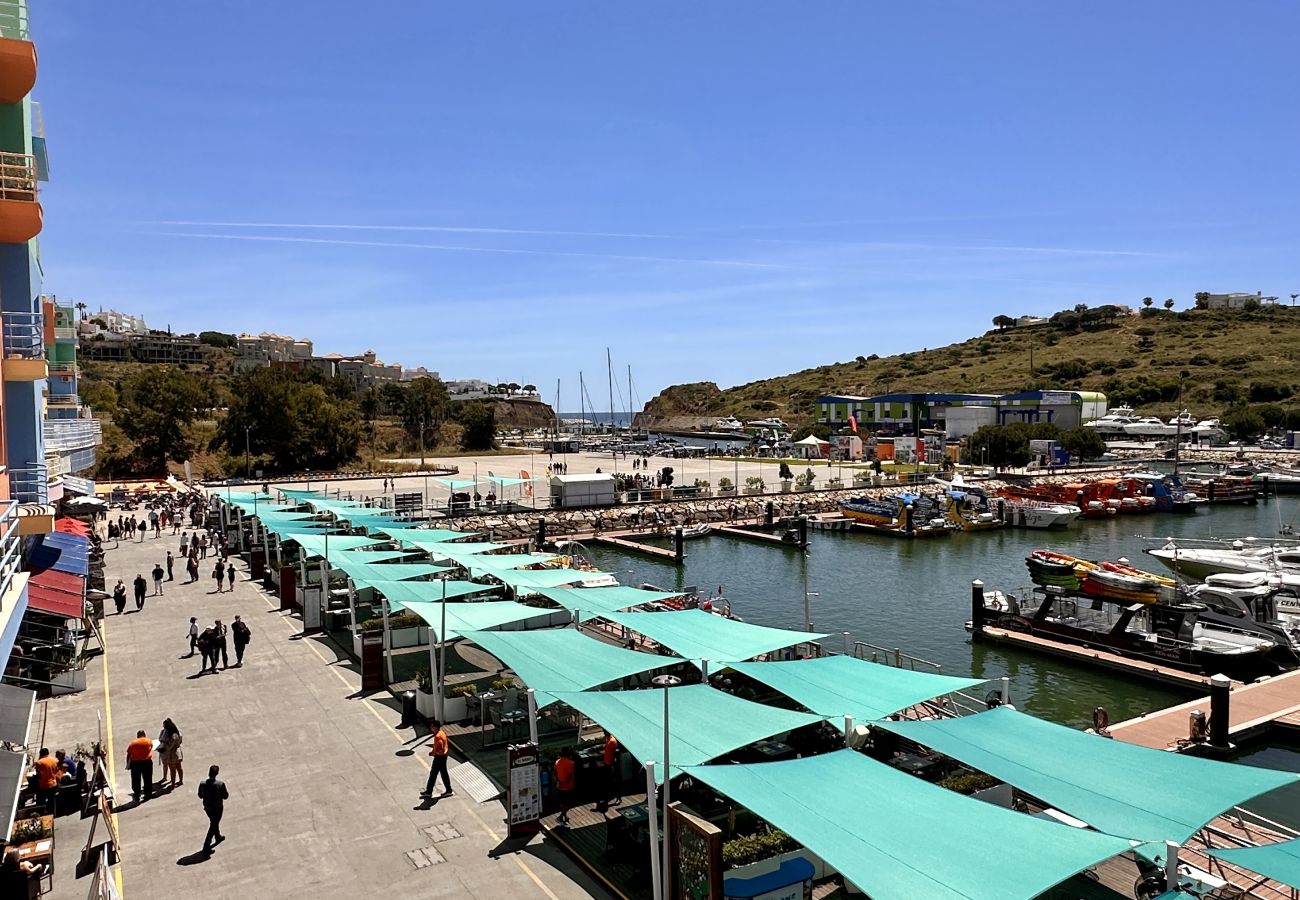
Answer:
[554,747,576,827]
[420,720,453,798]
[599,732,621,811]
[33,748,60,813]
[125,730,155,802]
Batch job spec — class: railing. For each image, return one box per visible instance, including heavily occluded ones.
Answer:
[0,152,36,201]
[0,498,19,616]
[47,361,77,376]
[43,418,100,451]
[53,326,75,341]
[8,462,45,504]
[1,309,42,358]
[852,640,944,672]
[45,393,79,407]
[0,1,29,42]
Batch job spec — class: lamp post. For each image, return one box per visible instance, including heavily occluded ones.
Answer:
[244,426,251,479]
[652,673,682,896]
[435,577,448,721]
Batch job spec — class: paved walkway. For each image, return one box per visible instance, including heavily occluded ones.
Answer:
[38,527,604,900]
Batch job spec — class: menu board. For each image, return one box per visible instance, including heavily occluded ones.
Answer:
[507,742,542,838]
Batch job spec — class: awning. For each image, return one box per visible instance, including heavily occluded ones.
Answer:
[1207,839,1300,890]
[286,534,387,559]
[550,684,824,782]
[460,552,558,572]
[688,750,1134,900]
[337,562,452,589]
[0,682,35,745]
[399,599,552,641]
[275,488,325,499]
[726,656,988,726]
[420,542,511,559]
[880,707,1299,843]
[54,517,91,537]
[368,580,501,606]
[27,532,90,577]
[378,528,477,546]
[436,478,480,490]
[463,628,682,706]
[601,610,827,665]
[28,568,85,618]
[0,750,27,852]
[332,549,414,565]
[487,567,614,591]
[264,522,334,538]
[533,585,686,617]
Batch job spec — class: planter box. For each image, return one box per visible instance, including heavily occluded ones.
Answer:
[726,848,830,884]
[826,480,843,489]
[695,489,712,498]
[717,487,737,497]
[795,484,814,492]
[441,693,471,723]
[780,481,793,494]
[414,689,438,719]
[389,626,421,649]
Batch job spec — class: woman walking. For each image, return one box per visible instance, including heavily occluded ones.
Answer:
[158,718,184,787]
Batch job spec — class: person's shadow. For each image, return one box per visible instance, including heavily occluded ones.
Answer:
[177,849,211,865]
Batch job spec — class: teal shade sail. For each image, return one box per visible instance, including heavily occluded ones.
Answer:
[399,599,553,640]
[367,580,501,606]
[549,684,824,782]
[688,750,1134,900]
[332,550,414,564]
[334,561,452,588]
[488,568,614,591]
[880,707,1299,843]
[286,534,387,559]
[264,523,333,537]
[379,529,478,545]
[459,552,558,572]
[436,478,480,490]
[602,610,827,665]
[533,585,686,617]
[1207,839,1300,889]
[463,629,681,706]
[726,656,987,725]
[422,542,512,560]
[275,488,325,499]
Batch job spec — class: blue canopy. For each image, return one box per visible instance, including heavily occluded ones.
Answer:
[27,532,89,577]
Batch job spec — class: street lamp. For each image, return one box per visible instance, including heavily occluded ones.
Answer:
[652,673,682,896]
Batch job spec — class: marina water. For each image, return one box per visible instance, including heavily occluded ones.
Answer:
[589,499,1300,728]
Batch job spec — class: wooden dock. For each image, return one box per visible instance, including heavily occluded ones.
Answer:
[591,533,681,561]
[714,525,797,546]
[1110,668,1300,750]
[974,626,1221,690]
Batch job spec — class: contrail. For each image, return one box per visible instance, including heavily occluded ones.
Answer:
[153,220,694,242]
[144,231,783,269]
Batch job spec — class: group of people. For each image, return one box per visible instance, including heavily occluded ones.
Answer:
[124,721,229,853]
[187,615,252,672]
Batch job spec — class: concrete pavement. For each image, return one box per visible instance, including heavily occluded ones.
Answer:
[38,522,605,900]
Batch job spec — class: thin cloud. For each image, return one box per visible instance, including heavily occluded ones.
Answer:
[143,231,783,269]
[153,220,696,242]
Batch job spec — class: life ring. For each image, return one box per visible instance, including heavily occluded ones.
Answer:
[987,596,1007,612]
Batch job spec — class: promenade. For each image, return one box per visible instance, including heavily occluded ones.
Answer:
[37,525,603,900]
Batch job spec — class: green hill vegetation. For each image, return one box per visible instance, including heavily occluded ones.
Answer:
[641,303,1300,438]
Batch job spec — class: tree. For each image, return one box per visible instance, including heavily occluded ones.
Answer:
[360,384,381,455]
[1073,303,1089,314]
[1291,293,1298,307]
[1194,291,1210,310]
[198,331,237,349]
[1134,326,1156,349]
[507,382,521,395]
[1220,406,1265,443]
[74,301,87,320]
[992,315,1015,331]
[1142,297,1153,308]
[380,381,406,416]
[117,367,210,472]
[522,384,537,395]
[1058,427,1106,462]
[966,424,1046,468]
[81,380,118,414]
[456,401,496,450]
[214,368,362,472]
[1243,297,1261,311]
[402,377,450,451]
[1163,298,1175,310]
[790,423,832,442]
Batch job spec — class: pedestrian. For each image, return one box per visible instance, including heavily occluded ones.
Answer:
[196,626,215,674]
[197,764,228,852]
[126,729,154,802]
[33,747,59,814]
[133,573,147,611]
[112,579,127,615]
[212,618,229,669]
[599,731,621,810]
[185,617,199,657]
[231,615,251,666]
[180,532,189,557]
[152,563,165,595]
[554,747,576,826]
[199,532,208,559]
[187,554,199,583]
[158,718,183,788]
[420,720,453,798]
[213,560,225,593]
[166,551,175,581]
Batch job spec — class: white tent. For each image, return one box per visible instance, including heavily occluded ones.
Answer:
[793,434,830,459]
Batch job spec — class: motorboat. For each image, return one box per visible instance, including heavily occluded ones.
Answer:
[837,493,955,538]
[1123,417,1179,438]
[680,523,712,539]
[936,476,1077,529]
[807,512,853,532]
[1083,406,1137,435]
[746,418,788,430]
[1167,409,1196,429]
[1144,540,1300,579]
[714,417,744,431]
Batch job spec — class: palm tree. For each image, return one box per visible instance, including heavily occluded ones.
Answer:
[1291,293,1298,307]
[75,301,87,320]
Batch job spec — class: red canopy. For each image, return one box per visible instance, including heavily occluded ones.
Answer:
[55,517,91,537]
[27,568,85,618]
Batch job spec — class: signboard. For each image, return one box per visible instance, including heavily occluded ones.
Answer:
[64,475,95,496]
[668,802,723,900]
[393,492,423,515]
[506,742,542,838]
[301,585,322,632]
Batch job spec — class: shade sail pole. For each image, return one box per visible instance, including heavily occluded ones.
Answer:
[645,760,663,900]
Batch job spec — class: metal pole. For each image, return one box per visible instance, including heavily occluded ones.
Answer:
[437,578,448,721]
[645,761,663,900]
[1000,676,1011,707]
[662,687,671,899]
[1165,841,1181,891]
[382,598,394,685]
[526,688,538,745]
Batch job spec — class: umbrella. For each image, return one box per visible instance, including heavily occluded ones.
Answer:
[66,496,109,509]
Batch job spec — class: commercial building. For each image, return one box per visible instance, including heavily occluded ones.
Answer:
[995,390,1108,431]
[817,390,1107,438]
[42,298,100,496]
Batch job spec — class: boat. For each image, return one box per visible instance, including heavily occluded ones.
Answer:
[639,583,740,620]
[1145,540,1300,579]
[972,587,1284,678]
[940,477,1077,528]
[1167,409,1196,430]
[1184,576,1300,646]
[713,417,744,432]
[1083,406,1138,436]
[807,513,853,532]
[837,493,955,538]
[745,418,788,430]
[680,523,712,539]
[1123,417,1179,439]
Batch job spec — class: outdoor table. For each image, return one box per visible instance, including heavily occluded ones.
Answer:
[750,739,796,762]
[498,708,527,743]
[888,751,943,780]
[10,814,55,891]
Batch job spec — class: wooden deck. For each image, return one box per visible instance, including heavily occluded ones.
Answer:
[714,525,798,546]
[975,625,1223,690]
[591,534,681,561]
[1110,668,1300,750]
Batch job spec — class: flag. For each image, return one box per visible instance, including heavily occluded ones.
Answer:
[848,414,858,433]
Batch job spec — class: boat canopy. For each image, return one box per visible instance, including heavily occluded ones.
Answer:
[725,656,988,726]
[601,609,827,666]
[285,534,387,559]
[880,707,1298,843]
[377,528,477,546]
[462,628,681,707]
[332,560,452,589]
[549,684,823,782]
[368,580,500,607]
[397,599,546,641]
[532,585,686,618]
[687,750,1133,900]
[1207,838,1300,890]
[487,567,612,590]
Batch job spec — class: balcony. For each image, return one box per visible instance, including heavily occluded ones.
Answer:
[9,462,46,504]
[43,417,100,452]
[0,1,33,105]
[2,309,46,380]
[0,498,20,614]
[45,392,79,409]
[0,152,40,243]
[53,325,75,341]
[46,360,77,377]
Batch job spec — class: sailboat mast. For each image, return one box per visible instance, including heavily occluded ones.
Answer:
[628,365,634,437]
[579,372,586,439]
[607,348,615,438]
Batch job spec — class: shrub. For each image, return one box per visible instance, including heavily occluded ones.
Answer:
[722,830,799,868]
[718,477,734,491]
[1249,381,1293,403]
[938,771,1000,795]
[448,683,478,698]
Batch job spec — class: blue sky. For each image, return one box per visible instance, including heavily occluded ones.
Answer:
[34,2,1299,406]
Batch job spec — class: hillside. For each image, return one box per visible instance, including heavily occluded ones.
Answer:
[637,305,1300,428]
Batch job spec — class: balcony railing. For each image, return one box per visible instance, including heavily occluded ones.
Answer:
[0,1,29,41]
[43,418,101,451]
[0,498,19,615]
[0,151,36,201]
[2,309,42,358]
[47,361,77,376]
[45,393,80,408]
[9,462,47,504]
[53,325,75,341]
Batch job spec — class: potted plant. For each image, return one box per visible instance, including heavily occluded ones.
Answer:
[694,478,711,498]
[778,462,794,493]
[386,611,424,648]
[826,476,843,488]
[722,829,829,881]
[795,468,816,492]
[852,469,873,487]
[717,477,736,497]
[10,816,51,843]
[743,476,765,496]
[414,665,438,718]
[444,682,478,723]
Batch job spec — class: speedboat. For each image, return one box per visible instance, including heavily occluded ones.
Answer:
[837,493,955,538]
[1145,540,1300,579]
[1083,406,1137,435]
[714,417,744,431]
[1167,409,1196,429]
[1123,417,1179,438]
[746,417,788,429]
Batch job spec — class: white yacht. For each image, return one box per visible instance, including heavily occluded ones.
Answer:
[713,417,744,432]
[746,417,788,430]
[1145,540,1300,579]
[1123,416,1179,438]
[1168,409,1196,430]
[1190,418,1225,441]
[1084,406,1138,435]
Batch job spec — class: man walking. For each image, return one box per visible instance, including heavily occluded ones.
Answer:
[196,625,215,674]
[212,619,229,669]
[185,616,199,658]
[197,765,228,852]
[152,562,165,596]
[230,615,251,666]
[132,573,147,611]
[213,560,225,593]
[112,579,127,615]
[199,532,208,559]
[420,720,453,798]
[166,551,175,582]
[126,730,154,802]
